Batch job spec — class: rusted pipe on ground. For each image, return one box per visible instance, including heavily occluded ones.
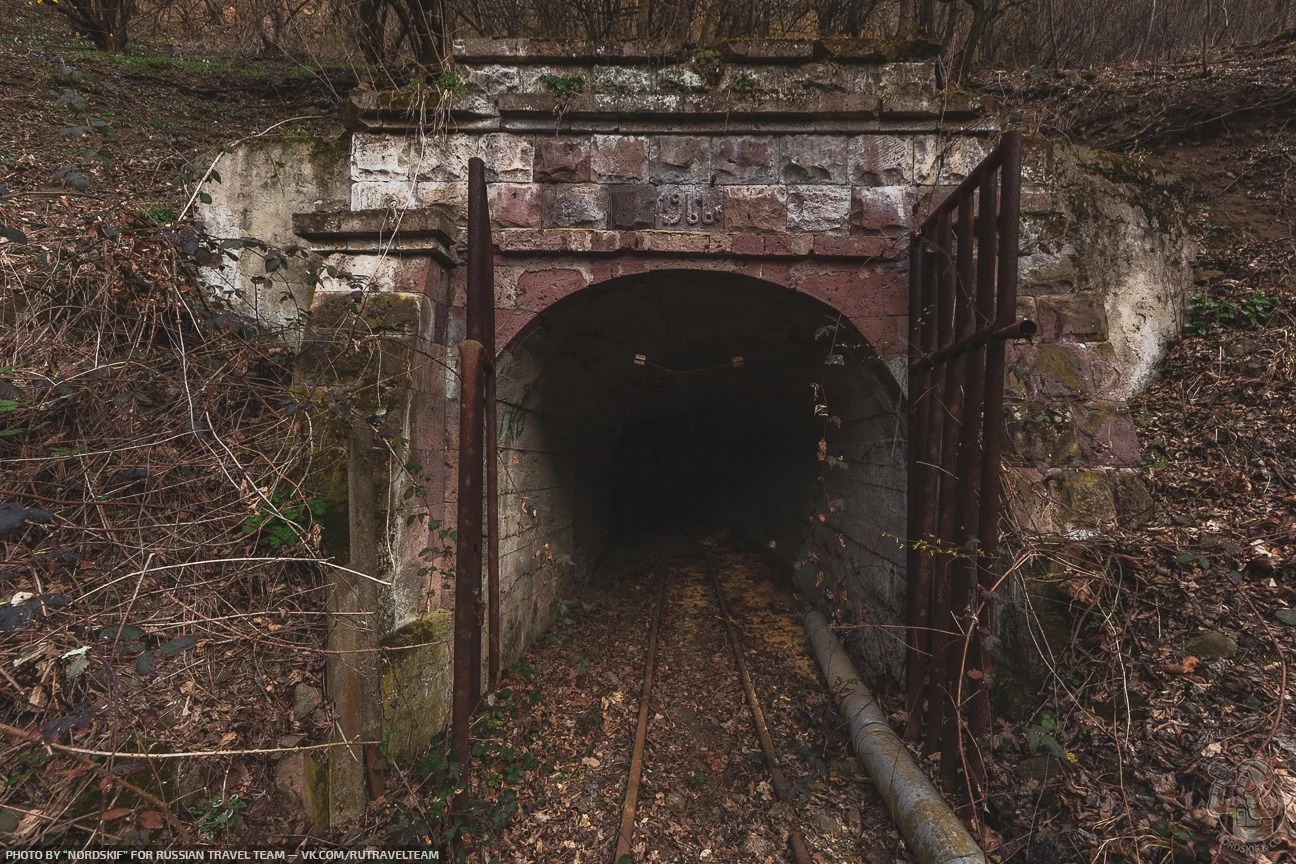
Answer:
[452,339,485,776]
[706,558,811,864]
[613,575,667,864]
[804,610,985,864]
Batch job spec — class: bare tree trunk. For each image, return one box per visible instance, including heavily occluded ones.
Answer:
[406,0,446,69]
[357,0,385,64]
[918,0,936,37]
[896,0,912,37]
[1202,0,1212,72]
[1046,0,1059,69]
[955,0,992,83]
[1137,0,1157,61]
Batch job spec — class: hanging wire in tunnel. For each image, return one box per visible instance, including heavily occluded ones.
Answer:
[632,353,745,375]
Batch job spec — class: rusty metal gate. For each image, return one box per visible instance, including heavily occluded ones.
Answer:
[904,131,1034,807]
[452,136,1034,817]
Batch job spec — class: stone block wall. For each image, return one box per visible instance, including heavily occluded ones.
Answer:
[1006,140,1193,537]
[348,128,990,237]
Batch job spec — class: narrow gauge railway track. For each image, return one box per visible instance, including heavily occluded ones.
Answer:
[612,537,811,864]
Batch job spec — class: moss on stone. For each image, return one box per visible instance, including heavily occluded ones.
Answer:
[308,292,423,333]
[1005,401,1081,465]
[380,609,454,649]
[1031,343,1090,395]
[380,610,453,761]
[1054,469,1117,528]
[304,753,330,834]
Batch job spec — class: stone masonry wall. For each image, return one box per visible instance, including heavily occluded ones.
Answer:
[196,38,1194,826]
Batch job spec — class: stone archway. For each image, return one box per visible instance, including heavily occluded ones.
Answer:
[488,269,907,675]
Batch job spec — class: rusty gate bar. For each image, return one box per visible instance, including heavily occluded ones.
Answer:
[906,225,943,742]
[452,339,486,775]
[465,158,488,708]
[943,189,979,794]
[467,157,501,694]
[903,238,929,741]
[924,210,956,757]
[905,131,1031,803]
[974,135,1023,736]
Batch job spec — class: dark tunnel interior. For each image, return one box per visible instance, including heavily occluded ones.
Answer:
[491,271,909,673]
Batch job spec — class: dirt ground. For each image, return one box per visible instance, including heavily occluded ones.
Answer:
[449,531,909,864]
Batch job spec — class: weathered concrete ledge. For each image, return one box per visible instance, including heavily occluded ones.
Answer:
[487,227,905,259]
[345,39,980,134]
[293,208,458,261]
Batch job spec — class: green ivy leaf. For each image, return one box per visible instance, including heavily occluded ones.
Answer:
[159,635,199,656]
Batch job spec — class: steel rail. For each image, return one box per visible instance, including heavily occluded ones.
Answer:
[700,546,812,864]
[613,573,668,864]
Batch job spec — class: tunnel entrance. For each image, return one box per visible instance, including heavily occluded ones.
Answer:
[492,270,908,674]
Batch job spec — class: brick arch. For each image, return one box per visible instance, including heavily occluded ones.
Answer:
[460,240,911,360]
[485,267,910,677]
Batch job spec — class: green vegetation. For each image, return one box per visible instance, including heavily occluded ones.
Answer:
[191,795,245,840]
[238,495,327,549]
[1185,288,1277,336]
[540,72,584,96]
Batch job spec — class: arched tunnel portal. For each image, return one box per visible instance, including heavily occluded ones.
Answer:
[492,270,909,677]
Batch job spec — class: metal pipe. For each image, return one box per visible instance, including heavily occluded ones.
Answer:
[467,156,501,693]
[804,611,986,864]
[613,575,667,864]
[909,319,1036,372]
[452,339,485,777]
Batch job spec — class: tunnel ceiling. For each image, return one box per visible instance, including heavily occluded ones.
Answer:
[497,271,900,434]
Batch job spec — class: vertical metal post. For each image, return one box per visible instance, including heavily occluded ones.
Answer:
[452,340,485,776]
[924,211,956,757]
[467,157,501,693]
[904,236,930,742]
[911,227,942,745]
[966,170,999,749]
[944,189,979,790]
[933,210,968,764]
[974,131,1022,733]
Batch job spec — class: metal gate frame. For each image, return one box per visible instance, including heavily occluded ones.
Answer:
[904,131,1034,804]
